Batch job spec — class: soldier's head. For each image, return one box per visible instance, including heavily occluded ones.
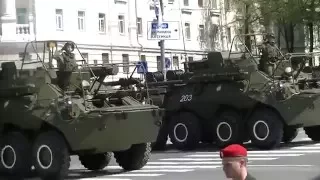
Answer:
[220,144,248,179]
[266,33,276,45]
[62,42,74,53]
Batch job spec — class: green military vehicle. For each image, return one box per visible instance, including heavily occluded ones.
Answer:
[0,40,163,179]
[144,34,320,151]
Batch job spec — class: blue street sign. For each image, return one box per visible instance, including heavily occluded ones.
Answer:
[136,61,148,74]
[165,58,171,69]
[151,23,169,29]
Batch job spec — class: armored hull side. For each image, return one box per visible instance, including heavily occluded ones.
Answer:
[60,106,162,153]
[164,81,257,118]
[274,90,320,127]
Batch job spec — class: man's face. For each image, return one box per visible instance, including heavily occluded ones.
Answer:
[222,157,246,178]
[65,45,72,53]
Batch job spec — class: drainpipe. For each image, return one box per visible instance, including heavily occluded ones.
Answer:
[128,0,133,47]
[108,1,114,81]
[135,0,143,55]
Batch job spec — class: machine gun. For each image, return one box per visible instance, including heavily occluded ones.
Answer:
[85,64,119,95]
[102,77,141,88]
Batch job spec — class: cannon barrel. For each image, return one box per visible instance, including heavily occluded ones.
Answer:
[103,78,141,87]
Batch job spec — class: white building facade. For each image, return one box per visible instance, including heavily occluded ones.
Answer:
[0,0,239,78]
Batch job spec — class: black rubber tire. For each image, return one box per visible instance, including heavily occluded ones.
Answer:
[0,131,32,178]
[282,127,298,143]
[79,153,112,171]
[151,118,169,151]
[32,131,70,180]
[215,111,244,148]
[304,126,320,141]
[114,143,151,170]
[247,109,284,150]
[168,112,201,150]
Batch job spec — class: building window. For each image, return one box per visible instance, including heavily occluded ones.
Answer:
[122,54,129,73]
[99,13,106,33]
[199,25,205,41]
[137,17,143,35]
[78,11,85,31]
[55,9,63,30]
[185,23,191,40]
[140,55,146,61]
[102,53,109,64]
[93,60,98,66]
[198,0,203,7]
[211,0,217,9]
[156,56,161,71]
[81,53,88,62]
[188,56,193,62]
[227,27,231,43]
[16,8,27,24]
[184,0,189,6]
[168,0,174,4]
[118,15,125,34]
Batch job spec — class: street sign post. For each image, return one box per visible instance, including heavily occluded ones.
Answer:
[147,21,180,40]
[136,61,148,74]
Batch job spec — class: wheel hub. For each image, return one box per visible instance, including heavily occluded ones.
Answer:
[37,145,53,169]
[173,123,188,142]
[1,145,16,169]
[253,120,270,141]
[216,122,232,142]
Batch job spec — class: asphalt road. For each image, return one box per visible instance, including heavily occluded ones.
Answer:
[25,129,320,180]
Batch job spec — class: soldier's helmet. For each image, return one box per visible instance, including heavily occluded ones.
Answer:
[62,42,75,52]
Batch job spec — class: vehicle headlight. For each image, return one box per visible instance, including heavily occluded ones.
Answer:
[285,67,292,73]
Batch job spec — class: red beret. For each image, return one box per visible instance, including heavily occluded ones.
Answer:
[220,144,247,158]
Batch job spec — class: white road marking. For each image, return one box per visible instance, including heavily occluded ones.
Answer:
[247,150,320,153]
[248,165,313,167]
[290,146,320,150]
[147,161,223,165]
[131,169,194,173]
[107,165,221,169]
[190,153,303,157]
[111,174,163,177]
[159,157,278,161]
[80,179,132,180]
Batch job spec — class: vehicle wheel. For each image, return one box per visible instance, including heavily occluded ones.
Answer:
[0,131,32,178]
[151,118,169,151]
[114,143,151,170]
[32,131,70,180]
[168,112,201,150]
[304,126,320,141]
[79,153,112,171]
[215,111,244,148]
[282,127,298,143]
[247,109,284,150]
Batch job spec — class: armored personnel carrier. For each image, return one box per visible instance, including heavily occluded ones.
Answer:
[0,40,163,179]
[144,34,320,151]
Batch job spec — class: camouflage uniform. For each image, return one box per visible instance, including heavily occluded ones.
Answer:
[245,173,257,180]
[54,42,78,90]
[260,34,278,76]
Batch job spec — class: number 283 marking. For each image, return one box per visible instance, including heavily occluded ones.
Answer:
[180,94,192,102]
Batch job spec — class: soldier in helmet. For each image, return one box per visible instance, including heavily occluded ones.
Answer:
[260,33,279,76]
[54,42,79,90]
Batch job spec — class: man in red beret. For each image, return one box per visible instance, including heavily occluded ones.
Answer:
[220,144,256,180]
